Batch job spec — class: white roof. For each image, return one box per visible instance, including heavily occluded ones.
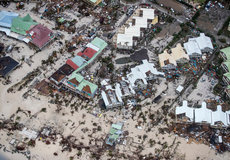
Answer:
[176,101,194,121]
[115,83,123,103]
[142,8,155,19]
[195,33,213,50]
[176,85,184,93]
[8,32,30,43]
[0,26,10,35]
[124,25,141,37]
[226,111,230,125]
[176,100,230,126]
[102,91,110,106]
[117,34,133,47]
[86,43,99,52]
[184,39,202,56]
[116,8,155,48]
[127,59,164,87]
[183,33,213,56]
[212,105,227,126]
[194,102,212,124]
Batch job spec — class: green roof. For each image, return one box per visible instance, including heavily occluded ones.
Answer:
[112,123,123,130]
[69,72,84,83]
[221,47,230,60]
[11,14,38,35]
[67,73,98,96]
[224,72,230,79]
[74,37,107,73]
[77,79,98,94]
[227,85,230,89]
[224,61,230,71]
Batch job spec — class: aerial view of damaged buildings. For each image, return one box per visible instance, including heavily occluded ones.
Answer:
[1,0,230,158]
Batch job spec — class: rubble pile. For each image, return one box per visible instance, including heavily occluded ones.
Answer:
[170,123,230,153]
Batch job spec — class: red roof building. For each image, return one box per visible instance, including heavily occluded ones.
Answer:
[77,47,97,60]
[66,59,79,70]
[28,24,55,50]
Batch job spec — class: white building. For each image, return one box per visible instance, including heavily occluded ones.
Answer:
[127,59,164,89]
[183,33,213,57]
[176,100,230,127]
[115,8,157,49]
[101,85,123,109]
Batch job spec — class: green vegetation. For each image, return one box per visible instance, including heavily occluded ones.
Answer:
[192,11,200,24]
[166,23,190,49]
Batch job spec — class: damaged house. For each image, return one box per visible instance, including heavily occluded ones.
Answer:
[127,59,164,90]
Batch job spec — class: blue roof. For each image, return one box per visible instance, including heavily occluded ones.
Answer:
[0,11,18,28]
[71,56,87,67]
[0,56,19,77]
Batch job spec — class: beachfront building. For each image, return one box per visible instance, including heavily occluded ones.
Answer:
[113,7,158,49]
[67,37,107,72]
[127,59,164,90]
[0,11,18,35]
[175,100,230,127]
[159,43,189,70]
[116,79,135,98]
[0,56,19,77]
[183,33,213,58]
[101,78,135,109]
[83,0,102,6]
[106,122,123,146]
[175,101,194,122]
[62,72,98,98]
[101,85,123,109]
[49,64,74,89]
[27,24,55,50]
[0,11,55,49]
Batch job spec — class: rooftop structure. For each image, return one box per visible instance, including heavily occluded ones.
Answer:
[114,8,157,49]
[106,122,123,146]
[66,37,107,71]
[66,56,87,70]
[0,11,18,28]
[0,56,19,77]
[220,46,230,61]
[176,101,194,121]
[11,14,38,35]
[27,24,55,50]
[63,72,98,98]
[176,100,230,127]
[127,59,164,89]
[184,33,213,57]
[49,64,74,87]
[101,85,123,109]
[159,43,189,69]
